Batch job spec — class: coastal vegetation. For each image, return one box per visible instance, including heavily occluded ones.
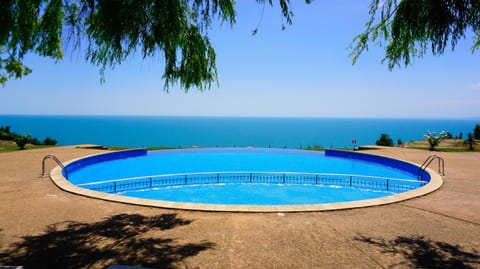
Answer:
[0,125,57,151]
[424,131,448,151]
[465,133,477,151]
[474,124,480,140]
[376,134,394,147]
[403,139,479,152]
[373,123,480,152]
[2,123,479,153]
[303,145,325,151]
[401,124,480,152]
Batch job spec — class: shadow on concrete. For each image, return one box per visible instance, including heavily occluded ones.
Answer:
[354,235,480,268]
[0,213,214,269]
[0,228,3,248]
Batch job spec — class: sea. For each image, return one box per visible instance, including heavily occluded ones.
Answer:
[1,115,478,148]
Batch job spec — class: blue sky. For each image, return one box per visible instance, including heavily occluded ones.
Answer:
[1,0,479,118]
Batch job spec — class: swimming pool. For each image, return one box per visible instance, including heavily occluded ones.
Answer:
[51,148,442,212]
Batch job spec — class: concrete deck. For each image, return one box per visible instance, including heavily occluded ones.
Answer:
[0,146,479,268]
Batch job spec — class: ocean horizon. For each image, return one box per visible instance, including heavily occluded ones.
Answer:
[1,115,479,148]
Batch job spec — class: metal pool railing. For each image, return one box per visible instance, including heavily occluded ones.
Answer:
[76,172,427,194]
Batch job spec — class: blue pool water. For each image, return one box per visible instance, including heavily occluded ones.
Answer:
[67,148,415,184]
[120,184,394,205]
[66,148,426,206]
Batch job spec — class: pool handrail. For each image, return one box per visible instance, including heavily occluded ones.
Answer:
[75,171,426,195]
[418,155,445,180]
[41,154,66,178]
[76,171,423,187]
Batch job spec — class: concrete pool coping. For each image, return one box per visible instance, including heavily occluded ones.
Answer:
[49,149,443,212]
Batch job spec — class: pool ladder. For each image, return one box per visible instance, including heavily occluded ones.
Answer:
[41,154,65,178]
[418,155,445,180]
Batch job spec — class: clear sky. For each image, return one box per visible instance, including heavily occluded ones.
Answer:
[1,0,479,118]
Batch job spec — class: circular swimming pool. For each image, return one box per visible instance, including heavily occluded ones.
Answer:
[51,148,442,212]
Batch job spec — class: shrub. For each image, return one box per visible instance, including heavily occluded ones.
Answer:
[0,126,16,140]
[43,137,58,146]
[0,126,11,133]
[376,133,393,147]
[29,137,42,145]
[15,133,32,150]
[0,131,13,140]
[474,124,480,140]
[397,138,403,146]
[424,130,447,151]
[465,133,476,151]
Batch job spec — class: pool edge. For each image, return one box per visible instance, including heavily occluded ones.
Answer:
[49,149,443,212]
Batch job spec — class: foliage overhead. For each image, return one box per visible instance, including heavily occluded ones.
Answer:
[2,0,478,91]
[0,0,308,91]
[351,0,480,69]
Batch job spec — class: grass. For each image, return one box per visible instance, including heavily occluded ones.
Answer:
[303,146,325,151]
[107,146,185,151]
[0,140,54,153]
[1,141,177,153]
[110,145,326,151]
[2,139,478,153]
[406,146,480,152]
[404,139,479,152]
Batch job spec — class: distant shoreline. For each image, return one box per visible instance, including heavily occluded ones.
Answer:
[1,115,478,149]
[2,139,479,153]
[2,114,480,120]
